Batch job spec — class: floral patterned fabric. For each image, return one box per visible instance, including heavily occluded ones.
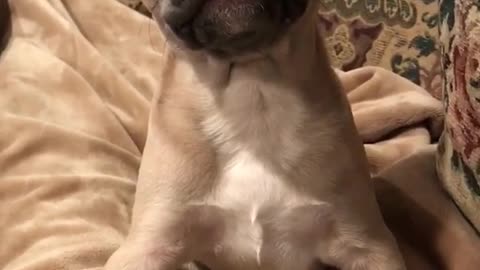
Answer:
[437,0,480,233]
[116,0,442,99]
[317,0,442,99]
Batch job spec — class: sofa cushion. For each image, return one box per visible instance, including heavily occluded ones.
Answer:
[317,0,442,98]
[437,0,480,233]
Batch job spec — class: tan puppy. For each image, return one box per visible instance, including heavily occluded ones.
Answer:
[106,0,406,269]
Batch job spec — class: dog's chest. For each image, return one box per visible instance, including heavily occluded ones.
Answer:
[213,150,295,210]
[202,77,309,168]
[193,72,335,268]
[201,79,312,213]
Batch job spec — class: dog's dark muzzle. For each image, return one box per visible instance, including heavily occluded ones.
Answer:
[160,0,308,55]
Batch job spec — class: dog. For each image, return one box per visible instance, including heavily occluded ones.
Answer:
[105,0,407,269]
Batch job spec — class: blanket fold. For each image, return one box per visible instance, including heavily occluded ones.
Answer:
[338,67,443,174]
[0,0,443,269]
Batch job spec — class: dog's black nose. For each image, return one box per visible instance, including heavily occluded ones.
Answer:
[162,0,308,54]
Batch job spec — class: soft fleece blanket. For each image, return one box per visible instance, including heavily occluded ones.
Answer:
[0,0,445,269]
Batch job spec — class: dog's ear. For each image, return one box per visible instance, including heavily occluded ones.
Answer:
[0,0,12,56]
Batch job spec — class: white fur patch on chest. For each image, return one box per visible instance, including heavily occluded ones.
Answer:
[217,150,281,262]
[206,150,306,264]
[196,149,331,269]
[213,150,296,210]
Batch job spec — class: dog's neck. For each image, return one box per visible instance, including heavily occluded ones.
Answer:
[165,17,361,171]
[169,14,344,112]
[189,18,335,93]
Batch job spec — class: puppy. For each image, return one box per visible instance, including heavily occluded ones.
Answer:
[105,0,407,269]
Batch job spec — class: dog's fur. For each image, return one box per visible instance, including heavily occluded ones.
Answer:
[105,0,406,269]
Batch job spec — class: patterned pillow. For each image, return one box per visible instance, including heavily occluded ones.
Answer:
[318,0,442,99]
[437,0,480,233]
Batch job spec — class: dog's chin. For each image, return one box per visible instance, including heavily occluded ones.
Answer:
[158,0,308,61]
[195,30,281,61]
[168,28,282,62]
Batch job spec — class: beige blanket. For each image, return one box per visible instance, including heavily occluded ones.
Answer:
[0,0,443,269]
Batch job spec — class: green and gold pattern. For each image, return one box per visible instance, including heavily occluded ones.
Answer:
[318,0,441,99]
[319,0,417,28]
